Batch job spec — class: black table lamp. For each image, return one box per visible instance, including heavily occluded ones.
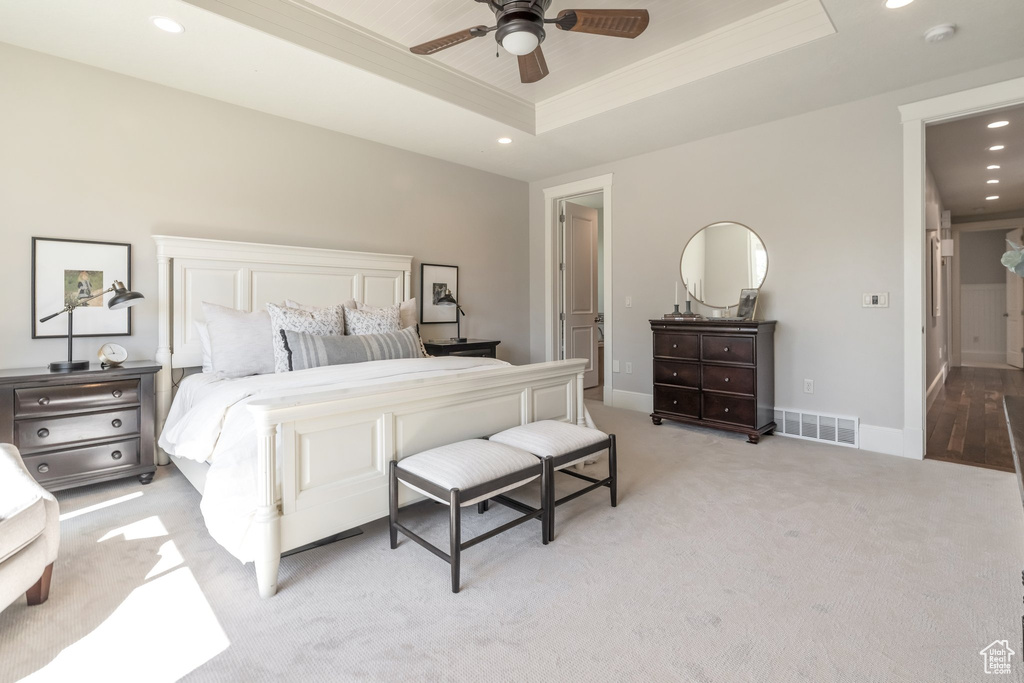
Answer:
[39,280,144,372]
[436,288,467,343]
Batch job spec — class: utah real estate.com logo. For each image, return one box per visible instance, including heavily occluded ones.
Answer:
[980,640,1015,675]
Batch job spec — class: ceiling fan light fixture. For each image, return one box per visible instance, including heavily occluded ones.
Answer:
[502,30,540,56]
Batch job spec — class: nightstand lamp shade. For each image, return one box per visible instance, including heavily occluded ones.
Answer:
[436,288,467,343]
[39,280,144,372]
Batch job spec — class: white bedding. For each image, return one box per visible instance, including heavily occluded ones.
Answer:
[160,357,597,563]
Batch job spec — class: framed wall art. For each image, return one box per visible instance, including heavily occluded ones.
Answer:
[735,288,759,320]
[420,263,459,324]
[32,237,134,338]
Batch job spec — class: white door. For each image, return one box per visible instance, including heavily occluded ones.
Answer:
[562,201,599,388]
[1007,228,1023,368]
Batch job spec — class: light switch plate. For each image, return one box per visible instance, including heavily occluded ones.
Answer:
[862,292,889,308]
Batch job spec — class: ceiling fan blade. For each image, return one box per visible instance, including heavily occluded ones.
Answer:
[518,45,549,84]
[554,9,650,39]
[410,26,488,55]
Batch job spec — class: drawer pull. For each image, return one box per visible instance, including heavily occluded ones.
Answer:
[672,344,677,349]
[37,428,49,438]
[111,450,123,460]
[673,400,678,405]
[672,372,677,377]
[37,463,49,474]
[112,390,123,399]
[724,377,730,383]
[112,419,123,428]
[37,397,50,406]
[724,408,730,413]
[724,346,730,352]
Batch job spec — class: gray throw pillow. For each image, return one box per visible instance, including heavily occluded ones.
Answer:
[201,302,275,377]
[344,305,401,335]
[266,302,346,373]
[282,327,424,371]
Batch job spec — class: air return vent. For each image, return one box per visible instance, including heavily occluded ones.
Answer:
[773,409,859,448]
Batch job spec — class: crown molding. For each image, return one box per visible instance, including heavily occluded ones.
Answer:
[535,0,835,133]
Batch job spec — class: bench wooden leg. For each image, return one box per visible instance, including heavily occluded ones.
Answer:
[450,489,461,593]
[609,434,617,508]
[26,563,53,606]
[389,460,399,550]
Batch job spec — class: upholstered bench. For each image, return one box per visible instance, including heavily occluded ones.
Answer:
[489,420,616,541]
[389,439,549,593]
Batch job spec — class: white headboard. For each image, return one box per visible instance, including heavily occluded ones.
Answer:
[152,235,412,445]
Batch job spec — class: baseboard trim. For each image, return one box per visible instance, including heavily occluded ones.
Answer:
[926,362,948,410]
[860,424,908,458]
[962,350,1006,364]
[610,389,654,413]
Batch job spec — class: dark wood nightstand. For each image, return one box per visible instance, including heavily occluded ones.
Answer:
[0,361,160,491]
[423,339,500,358]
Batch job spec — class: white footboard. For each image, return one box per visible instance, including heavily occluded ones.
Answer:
[246,359,587,597]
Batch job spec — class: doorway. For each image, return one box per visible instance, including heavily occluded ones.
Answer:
[559,193,605,400]
[543,174,613,405]
[921,102,1024,471]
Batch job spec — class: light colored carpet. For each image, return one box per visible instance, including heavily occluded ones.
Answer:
[2,401,1023,682]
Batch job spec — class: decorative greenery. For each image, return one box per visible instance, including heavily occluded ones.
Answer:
[1003,240,1024,277]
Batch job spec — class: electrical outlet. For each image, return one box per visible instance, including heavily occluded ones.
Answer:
[803,379,814,394]
[612,360,620,373]
[625,362,633,374]
[625,296,632,308]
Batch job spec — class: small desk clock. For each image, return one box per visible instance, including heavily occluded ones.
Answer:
[98,343,129,368]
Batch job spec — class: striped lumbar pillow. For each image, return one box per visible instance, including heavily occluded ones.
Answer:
[281,326,424,371]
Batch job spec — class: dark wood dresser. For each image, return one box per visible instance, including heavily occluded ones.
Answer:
[0,362,160,491]
[650,319,776,443]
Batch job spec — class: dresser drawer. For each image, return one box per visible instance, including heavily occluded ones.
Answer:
[701,335,754,365]
[17,408,139,451]
[702,393,756,428]
[654,360,700,388]
[15,380,140,416]
[654,386,700,418]
[653,333,699,360]
[702,365,755,396]
[24,439,140,483]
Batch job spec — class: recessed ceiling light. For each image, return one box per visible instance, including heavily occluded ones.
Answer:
[988,120,1010,129]
[990,145,1005,151]
[987,179,1000,184]
[497,137,513,144]
[884,0,914,8]
[988,165,1001,170]
[986,196,1000,201]
[151,16,184,33]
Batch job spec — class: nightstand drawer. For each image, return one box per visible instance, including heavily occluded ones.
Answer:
[25,439,140,483]
[653,333,699,360]
[15,380,140,416]
[654,386,700,418]
[17,408,139,451]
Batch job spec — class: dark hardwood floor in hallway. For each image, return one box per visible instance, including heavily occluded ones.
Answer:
[926,366,1024,472]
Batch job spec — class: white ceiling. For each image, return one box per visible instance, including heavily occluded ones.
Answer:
[928,104,1024,219]
[312,0,787,102]
[1,0,1023,182]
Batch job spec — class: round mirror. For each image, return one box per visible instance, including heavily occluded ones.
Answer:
[680,221,768,309]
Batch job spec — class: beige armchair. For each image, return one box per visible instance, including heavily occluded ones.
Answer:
[0,443,59,610]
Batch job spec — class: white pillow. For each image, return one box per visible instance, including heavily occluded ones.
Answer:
[345,306,400,335]
[266,302,346,373]
[194,321,214,373]
[201,302,275,378]
[357,298,417,329]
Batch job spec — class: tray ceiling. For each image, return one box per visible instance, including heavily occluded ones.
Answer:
[307,0,789,103]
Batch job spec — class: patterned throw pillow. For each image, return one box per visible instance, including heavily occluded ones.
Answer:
[345,305,400,335]
[357,298,418,329]
[266,302,346,373]
[282,327,424,370]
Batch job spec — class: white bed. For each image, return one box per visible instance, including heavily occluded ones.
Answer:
[153,236,588,597]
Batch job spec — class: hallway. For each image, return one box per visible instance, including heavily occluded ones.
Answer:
[926,366,1024,472]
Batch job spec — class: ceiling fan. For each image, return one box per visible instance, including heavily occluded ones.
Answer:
[409,1,650,84]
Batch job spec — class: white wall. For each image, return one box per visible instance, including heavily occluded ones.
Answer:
[961,230,1010,285]
[0,43,531,369]
[529,58,1024,433]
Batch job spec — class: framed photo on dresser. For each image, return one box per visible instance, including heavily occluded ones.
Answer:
[420,263,459,324]
[31,237,133,338]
